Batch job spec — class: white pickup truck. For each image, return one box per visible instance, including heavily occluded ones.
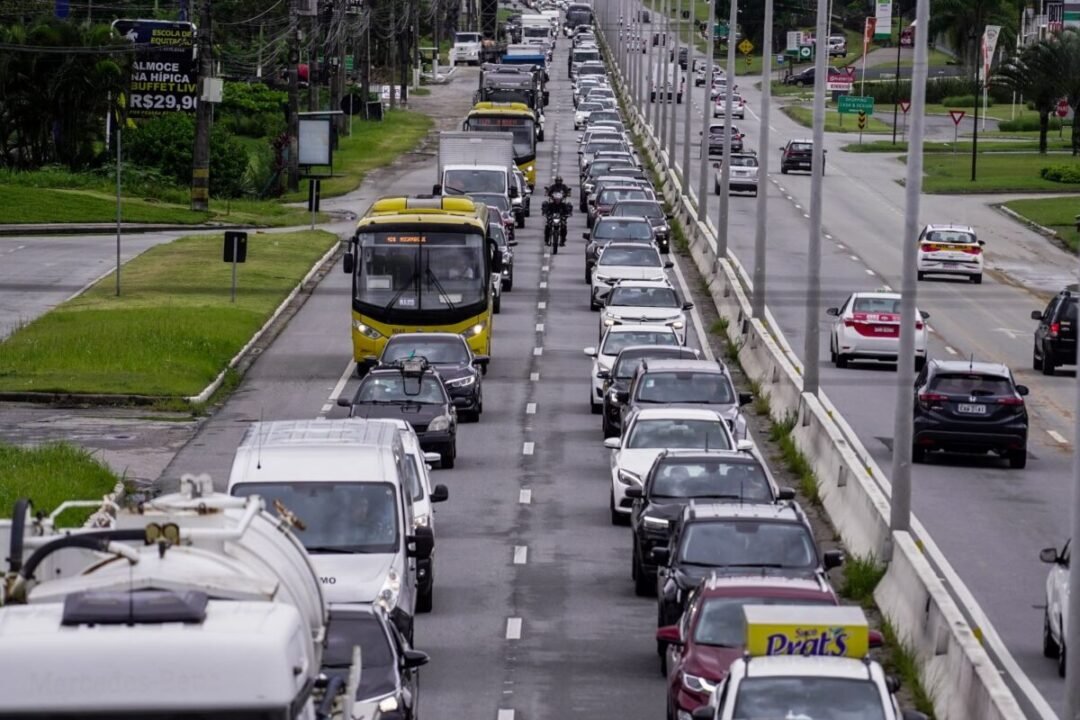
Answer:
[451,31,482,65]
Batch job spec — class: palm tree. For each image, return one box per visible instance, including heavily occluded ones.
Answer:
[996,38,1065,153]
[930,0,1018,70]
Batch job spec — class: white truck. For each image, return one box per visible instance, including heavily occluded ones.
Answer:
[434,131,517,199]
[521,14,554,47]
[0,475,365,719]
[450,31,482,65]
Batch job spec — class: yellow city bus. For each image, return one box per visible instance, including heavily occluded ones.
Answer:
[463,101,538,186]
[342,196,499,370]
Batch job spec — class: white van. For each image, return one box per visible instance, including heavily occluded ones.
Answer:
[227,419,432,642]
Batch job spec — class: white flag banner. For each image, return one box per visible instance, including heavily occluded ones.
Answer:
[982,25,1002,82]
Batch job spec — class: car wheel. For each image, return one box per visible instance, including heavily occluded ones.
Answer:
[1043,347,1057,376]
[1044,610,1061,658]
[1059,641,1067,678]
[590,396,602,415]
[602,412,615,438]
[836,351,849,369]
[914,355,926,372]
[609,490,621,525]
[1033,345,1043,371]
[461,408,480,423]
[516,214,525,229]
[971,274,983,284]
[590,298,600,311]
[1008,448,1027,469]
[440,445,455,469]
[634,556,653,597]
[780,165,789,174]
[829,338,838,364]
[658,641,668,676]
[912,444,926,463]
[796,80,805,88]
[917,271,925,281]
[416,581,433,613]
[493,292,501,314]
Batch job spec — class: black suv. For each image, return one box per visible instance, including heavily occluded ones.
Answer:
[780,138,825,174]
[374,332,489,422]
[600,345,701,437]
[339,358,460,467]
[1032,285,1078,375]
[782,64,845,87]
[652,501,843,630]
[627,450,794,596]
[912,359,1030,468]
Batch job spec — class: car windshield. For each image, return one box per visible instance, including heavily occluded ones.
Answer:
[729,155,758,168]
[587,140,628,156]
[593,121,626,133]
[578,65,605,75]
[588,111,620,123]
[230,482,399,554]
[636,370,735,404]
[925,230,976,245]
[732,677,887,720]
[325,613,395,668]
[626,418,732,449]
[595,220,653,241]
[599,188,649,205]
[680,520,816,568]
[693,596,829,647]
[382,337,469,365]
[613,202,663,219]
[471,193,510,212]
[579,102,603,112]
[930,373,1014,397]
[610,286,679,308]
[613,349,693,377]
[602,330,678,355]
[443,168,506,194]
[590,163,636,180]
[598,245,659,267]
[651,459,771,501]
[355,231,486,311]
[355,374,447,404]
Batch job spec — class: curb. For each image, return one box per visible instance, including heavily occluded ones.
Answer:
[996,203,1062,240]
[0,223,249,237]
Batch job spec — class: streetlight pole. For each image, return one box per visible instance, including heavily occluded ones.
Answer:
[659,0,668,150]
[801,0,829,396]
[712,0,738,272]
[668,0,682,164]
[891,0,902,145]
[751,0,774,320]
[695,0,716,218]
[646,2,657,129]
[680,0,694,191]
[971,28,981,182]
[889,0,930,539]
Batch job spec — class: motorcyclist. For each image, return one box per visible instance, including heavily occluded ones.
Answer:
[541,175,573,246]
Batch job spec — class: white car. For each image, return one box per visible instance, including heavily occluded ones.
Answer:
[714,93,746,118]
[600,279,693,344]
[916,223,984,284]
[590,242,673,310]
[584,323,681,413]
[714,152,759,196]
[574,101,604,130]
[826,291,929,370]
[1040,540,1070,678]
[602,407,747,523]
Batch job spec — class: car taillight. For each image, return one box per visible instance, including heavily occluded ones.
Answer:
[915,321,924,330]
[998,396,1025,406]
[921,243,938,252]
[1051,322,1061,337]
[843,318,855,327]
[962,246,982,255]
[918,392,947,408]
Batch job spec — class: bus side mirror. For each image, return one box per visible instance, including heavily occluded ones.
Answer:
[343,251,355,275]
[432,184,443,195]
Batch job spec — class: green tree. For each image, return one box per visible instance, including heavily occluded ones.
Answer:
[1048,29,1080,156]
[929,0,1018,70]
[996,38,1065,153]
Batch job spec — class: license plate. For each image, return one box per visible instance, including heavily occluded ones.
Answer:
[873,326,893,333]
[957,403,987,415]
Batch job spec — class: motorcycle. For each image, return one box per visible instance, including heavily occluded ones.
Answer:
[543,190,571,255]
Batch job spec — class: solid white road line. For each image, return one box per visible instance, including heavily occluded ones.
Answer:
[668,254,716,362]
[498,710,515,720]
[519,489,532,504]
[514,546,528,564]
[523,442,535,456]
[506,618,522,640]
[526,402,536,415]
[329,360,355,402]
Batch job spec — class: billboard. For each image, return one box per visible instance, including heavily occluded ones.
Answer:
[874,0,892,40]
[112,19,198,118]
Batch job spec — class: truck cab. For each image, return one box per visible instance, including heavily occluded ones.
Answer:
[451,31,482,65]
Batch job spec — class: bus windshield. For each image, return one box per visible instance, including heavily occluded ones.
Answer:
[356,231,487,312]
[483,88,536,107]
[465,115,536,158]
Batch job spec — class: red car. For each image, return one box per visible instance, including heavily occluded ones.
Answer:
[656,574,883,719]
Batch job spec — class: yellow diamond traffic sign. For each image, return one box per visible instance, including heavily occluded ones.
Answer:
[738,38,754,55]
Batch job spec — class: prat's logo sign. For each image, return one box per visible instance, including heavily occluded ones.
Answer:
[764,626,849,657]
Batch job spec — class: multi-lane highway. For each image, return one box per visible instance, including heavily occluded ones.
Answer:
[611,1,1073,710]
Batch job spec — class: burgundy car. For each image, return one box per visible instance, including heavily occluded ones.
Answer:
[471,192,516,242]
[655,574,883,719]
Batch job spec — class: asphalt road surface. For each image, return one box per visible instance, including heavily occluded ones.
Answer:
[617,0,1070,711]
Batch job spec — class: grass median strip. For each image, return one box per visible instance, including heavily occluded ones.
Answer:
[1002,197,1080,250]
[921,153,1080,193]
[781,105,892,134]
[0,442,120,525]
[0,229,337,397]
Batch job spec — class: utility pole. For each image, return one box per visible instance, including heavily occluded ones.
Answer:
[308,11,318,111]
[695,0,715,219]
[751,0,774,320]
[645,3,656,129]
[680,0,693,190]
[190,0,212,211]
[891,0,902,144]
[329,0,345,136]
[667,0,680,164]
[889,0,930,540]
[712,0,737,272]
[658,0,668,149]
[801,0,829,396]
[287,0,300,192]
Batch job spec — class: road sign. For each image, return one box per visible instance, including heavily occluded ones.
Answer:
[738,38,754,55]
[838,95,874,115]
[857,111,867,130]
[776,54,785,64]
[827,80,854,93]
[799,46,812,59]
[948,110,966,125]
[844,66,856,78]
[899,100,911,114]
[112,19,198,118]
[786,31,803,52]
[1057,99,1070,118]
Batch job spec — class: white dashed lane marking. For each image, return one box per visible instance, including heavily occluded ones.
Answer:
[514,546,528,564]
[519,489,532,504]
[1048,430,1069,445]
[522,442,535,456]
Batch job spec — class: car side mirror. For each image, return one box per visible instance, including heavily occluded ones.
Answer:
[823,549,845,570]
[738,392,753,407]
[336,397,351,407]
[509,238,519,246]
[432,184,443,195]
[342,251,355,275]
[596,369,610,380]
[625,485,643,499]
[603,437,621,449]
[408,527,435,559]
[663,261,674,269]
[779,146,785,152]
[584,346,598,356]
[583,231,591,239]
[424,451,441,464]
[473,354,491,367]
[777,487,796,501]
[1031,310,1044,321]
[901,712,928,720]
[650,546,670,563]
[682,302,694,311]
[736,439,753,452]
[885,675,901,694]
[691,708,714,720]
[869,629,884,649]
[656,625,682,645]
[1040,547,1060,564]
[402,649,430,669]
[919,310,930,320]
[430,484,450,503]
[825,307,839,316]
[1016,384,1029,396]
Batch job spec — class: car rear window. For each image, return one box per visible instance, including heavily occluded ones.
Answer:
[925,230,976,244]
[790,143,812,152]
[930,373,1014,396]
[852,296,901,313]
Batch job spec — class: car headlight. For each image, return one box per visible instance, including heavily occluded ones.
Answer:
[593,274,609,284]
[604,318,616,326]
[643,515,669,529]
[376,567,401,612]
[461,320,487,338]
[445,374,476,388]
[670,320,685,329]
[617,468,641,486]
[658,225,670,235]
[429,414,451,432]
[353,320,383,340]
[413,513,430,529]
[378,696,401,713]
[608,388,622,403]
[681,673,717,694]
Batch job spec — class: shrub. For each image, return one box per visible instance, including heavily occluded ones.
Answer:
[219,82,287,138]
[1041,165,1080,184]
[998,116,1069,132]
[125,114,251,198]
[940,94,991,108]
